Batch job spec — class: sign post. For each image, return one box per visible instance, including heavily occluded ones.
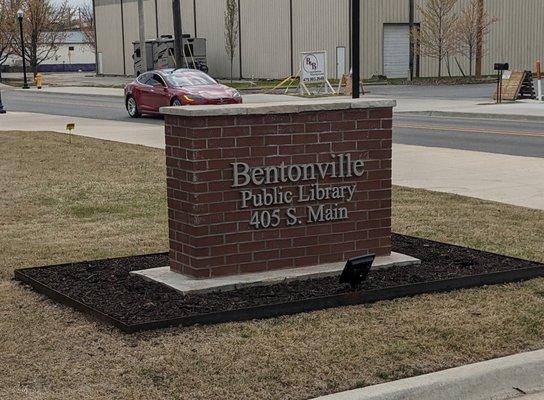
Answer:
[493,63,509,104]
[537,59,542,101]
[298,51,335,95]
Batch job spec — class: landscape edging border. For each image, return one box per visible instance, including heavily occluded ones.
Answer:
[14,254,544,333]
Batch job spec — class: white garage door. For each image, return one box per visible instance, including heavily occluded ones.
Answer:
[383,24,410,79]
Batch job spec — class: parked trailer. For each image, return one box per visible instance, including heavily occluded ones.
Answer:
[133,35,208,76]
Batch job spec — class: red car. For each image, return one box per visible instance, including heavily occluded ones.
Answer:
[124,68,242,118]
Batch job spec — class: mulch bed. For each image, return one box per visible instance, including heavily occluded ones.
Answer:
[14,234,544,331]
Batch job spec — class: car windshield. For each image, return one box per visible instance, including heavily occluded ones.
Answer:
[166,71,217,87]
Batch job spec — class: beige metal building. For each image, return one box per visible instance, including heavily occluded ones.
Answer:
[93,0,544,79]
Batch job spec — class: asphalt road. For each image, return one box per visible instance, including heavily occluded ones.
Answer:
[394,114,544,158]
[1,88,162,125]
[368,82,495,99]
[2,88,543,158]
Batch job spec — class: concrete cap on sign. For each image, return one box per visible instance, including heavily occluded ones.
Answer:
[160,98,397,116]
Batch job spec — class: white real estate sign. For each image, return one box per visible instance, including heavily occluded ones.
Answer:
[299,51,335,95]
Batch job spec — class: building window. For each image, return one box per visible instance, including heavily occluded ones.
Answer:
[69,46,75,51]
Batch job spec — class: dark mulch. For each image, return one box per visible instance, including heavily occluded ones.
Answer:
[15,234,544,327]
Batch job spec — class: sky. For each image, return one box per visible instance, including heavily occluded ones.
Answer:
[53,0,87,7]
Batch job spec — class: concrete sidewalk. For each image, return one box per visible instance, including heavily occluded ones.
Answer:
[394,144,544,210]
[1,111,543,211]
[312,349,544,400]
[0,71,131,87]
[393,99,544,122]
[23,86,125,98]
[0,112,164,148]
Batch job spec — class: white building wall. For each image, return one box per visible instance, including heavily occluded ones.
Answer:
[6,41,95,70]
[240,0,290,79]
[121,0,139,75]
[40,44,95,66]
[292,0,349,79]
[484,0,544,75]
[95,0,125,75]
[194,0,235,78]
[94,0,544,79]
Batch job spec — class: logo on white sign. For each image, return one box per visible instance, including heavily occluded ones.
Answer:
[299,51,335,95]
[302,53,325,82]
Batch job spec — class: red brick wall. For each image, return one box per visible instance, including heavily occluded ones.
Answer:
[164,107,392,278]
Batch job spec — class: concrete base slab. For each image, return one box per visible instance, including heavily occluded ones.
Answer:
[131,252,420,295]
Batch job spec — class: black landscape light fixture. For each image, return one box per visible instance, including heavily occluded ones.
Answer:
[339,253,375,290]
[17,9,30,90]
[494,62,509,104]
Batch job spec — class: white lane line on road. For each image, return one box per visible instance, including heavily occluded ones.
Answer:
[394,124,544,138]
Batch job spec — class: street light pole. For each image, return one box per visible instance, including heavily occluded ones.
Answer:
[0,64,5,113]
[17,9,29,89]
[137,0,147,74]
[172,0,184,68]
[351,0,360,98]
[0,88,6,114]
[409,0,414,81]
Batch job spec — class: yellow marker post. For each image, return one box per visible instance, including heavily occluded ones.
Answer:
[66,123,75,143]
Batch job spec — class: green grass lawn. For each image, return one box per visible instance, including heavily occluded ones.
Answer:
[0,130,543,400]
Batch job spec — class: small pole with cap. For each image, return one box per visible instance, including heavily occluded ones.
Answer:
[536,59,542,101]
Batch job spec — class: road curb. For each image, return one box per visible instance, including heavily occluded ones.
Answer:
[397,110,544,123]
[312,349,544,400]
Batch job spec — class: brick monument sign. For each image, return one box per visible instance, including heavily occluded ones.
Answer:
[161,99,396,279]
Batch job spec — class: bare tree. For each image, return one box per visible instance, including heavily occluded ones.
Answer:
[413,0,458,78]
[79,1,95,51]
[10,0,68,77]
[0,0,13,80]
[224,0,238,82]
[454,0,497,77]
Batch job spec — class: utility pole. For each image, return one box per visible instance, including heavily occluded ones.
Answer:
[475,0,484,78]
[172,0,184,68]
[91,0,99,75]
[137,0,147,73]
[351,0,360,98]
[408,0,414,81]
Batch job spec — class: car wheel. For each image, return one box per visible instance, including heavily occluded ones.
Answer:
[171,98,182,107]
[126,96,141,118]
